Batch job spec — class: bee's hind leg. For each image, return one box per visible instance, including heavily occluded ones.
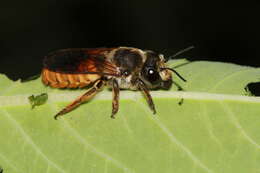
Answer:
[54,79,105,119]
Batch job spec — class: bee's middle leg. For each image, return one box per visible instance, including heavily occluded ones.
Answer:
[111,79,120,119]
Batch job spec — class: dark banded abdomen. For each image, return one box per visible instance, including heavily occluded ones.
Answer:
[42,68,101,88]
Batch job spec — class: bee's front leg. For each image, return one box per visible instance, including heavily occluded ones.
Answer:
[137,79,156,114]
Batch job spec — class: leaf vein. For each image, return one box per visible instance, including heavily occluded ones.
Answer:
[1,110,67,173]
[0,151,19,173]
[200,102,223,148]
[134,99,214,173]
[219,102,260,149]
[208,68,254,92]
[61,119,134,173]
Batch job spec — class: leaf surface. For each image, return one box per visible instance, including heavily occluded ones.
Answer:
[0,60,260,173]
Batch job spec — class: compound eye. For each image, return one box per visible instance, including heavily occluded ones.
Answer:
[146,68,160,83]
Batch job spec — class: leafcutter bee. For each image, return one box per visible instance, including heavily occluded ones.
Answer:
[42,47,188,119]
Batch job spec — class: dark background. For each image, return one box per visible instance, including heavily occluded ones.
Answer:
[0,0,259,80]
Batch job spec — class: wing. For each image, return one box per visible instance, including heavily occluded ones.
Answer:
[43,48,120,76]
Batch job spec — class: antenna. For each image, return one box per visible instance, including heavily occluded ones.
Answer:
[166,46,194,61]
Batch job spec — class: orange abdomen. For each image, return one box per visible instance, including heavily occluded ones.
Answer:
[41,68,101,88]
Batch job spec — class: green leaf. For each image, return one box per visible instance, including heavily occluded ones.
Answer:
[0,60,260,173]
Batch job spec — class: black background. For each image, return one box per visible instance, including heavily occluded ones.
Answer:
[0,0,259,80]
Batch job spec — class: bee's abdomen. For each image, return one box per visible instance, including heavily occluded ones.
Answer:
[41,68,101,88]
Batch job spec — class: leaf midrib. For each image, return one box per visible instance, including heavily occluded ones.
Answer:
[1,91,260,107]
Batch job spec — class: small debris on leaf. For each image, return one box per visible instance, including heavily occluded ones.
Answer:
[28,93,48,109]
[178,98,184,105]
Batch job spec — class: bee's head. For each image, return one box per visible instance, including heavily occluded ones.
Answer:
[141,50,186,89]
[112,47,186,90]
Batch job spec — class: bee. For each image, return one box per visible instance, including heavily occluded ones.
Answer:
[42,47,188,119]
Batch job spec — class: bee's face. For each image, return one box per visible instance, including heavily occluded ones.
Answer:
[140,50,172,89]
